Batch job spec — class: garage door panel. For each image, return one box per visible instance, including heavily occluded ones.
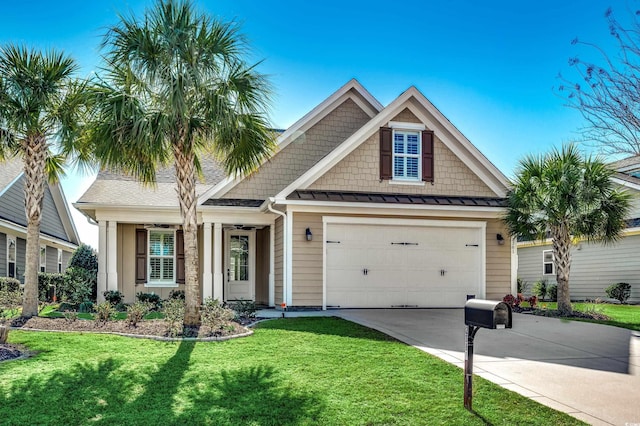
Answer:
[326,222,483,308]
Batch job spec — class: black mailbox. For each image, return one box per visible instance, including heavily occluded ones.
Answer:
[464,299,512,329]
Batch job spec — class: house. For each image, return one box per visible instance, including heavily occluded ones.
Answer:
[0,157,81,281]
[517,156,640,303]
[75,79,515,308]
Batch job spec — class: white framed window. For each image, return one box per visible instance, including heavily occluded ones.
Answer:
[543,250,555,275]
[57,249,63,273]
[40,245,47,273]
[7,235,16,278]
[393,130,421,181]
[148,230,175,285]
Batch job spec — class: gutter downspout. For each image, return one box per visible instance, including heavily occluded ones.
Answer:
[267,198,287,310]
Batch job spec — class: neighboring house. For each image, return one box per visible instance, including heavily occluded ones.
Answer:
[75,79,514,308]
[0,158,81,282]
[517,156,640,304]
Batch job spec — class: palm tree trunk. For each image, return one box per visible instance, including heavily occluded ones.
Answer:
[22,136,47,317]
[552,225,573,315]
[173,144,200,326]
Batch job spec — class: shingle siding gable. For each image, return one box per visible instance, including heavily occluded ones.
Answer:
[223,98,371,200]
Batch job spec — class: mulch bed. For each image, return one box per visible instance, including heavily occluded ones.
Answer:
[514,306,610,321]
[0,316,258,363]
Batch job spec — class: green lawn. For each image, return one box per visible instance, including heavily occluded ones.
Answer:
[1,317,582,425]
[537,302,640,331]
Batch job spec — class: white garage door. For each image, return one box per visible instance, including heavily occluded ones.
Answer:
[325,222,483,308]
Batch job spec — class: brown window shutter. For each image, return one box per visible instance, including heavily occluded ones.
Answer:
[422,130,434,182]
[176,230,185,284]
[380,127,393,180]
[135,229,147,284]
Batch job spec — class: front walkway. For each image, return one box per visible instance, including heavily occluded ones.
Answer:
[257,308,640,425]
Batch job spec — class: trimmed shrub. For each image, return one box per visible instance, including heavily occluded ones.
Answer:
[605,282,632,304]
[136,292,162,310]
[532,280,548,300]
[162,298,185,337]
[60,267,94,305]
[547,284,558,302]
[103,290,124,306]
[94,301,117,322]
[126,301,152,327]
[68,244,98,301]
[0,277,20,292]
[0,285,23,321]
[527,295,538,308]
[168,289,185,300]
[201,298,234,330]
[229,299,257,320]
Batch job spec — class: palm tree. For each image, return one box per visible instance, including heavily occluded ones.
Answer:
[504,144,631,315]
[0,45,90,317]
[90,0,275,325]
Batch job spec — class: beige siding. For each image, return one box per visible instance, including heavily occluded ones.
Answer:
[255,227,270,305]
[117,224,187,304]
[224,97,371,200]
[308,131,497,197]
[392,108,422,123]
[485,219,512,299]
[291,213,324,306]
[274,216,283,305]
[518,236,640,303]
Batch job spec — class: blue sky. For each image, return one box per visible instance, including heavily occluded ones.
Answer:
[0,0,626,247]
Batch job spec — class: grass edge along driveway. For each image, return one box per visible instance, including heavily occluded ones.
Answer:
[0,317,585,425]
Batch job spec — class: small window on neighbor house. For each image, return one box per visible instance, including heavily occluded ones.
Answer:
[543,250,555,275]
[58,249,63,273]
[393,130,421,181]
[40,245,46,273]
[148,230,175,284]
[7,236,16,278]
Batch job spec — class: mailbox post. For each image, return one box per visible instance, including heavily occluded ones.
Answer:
[463,299,512,411]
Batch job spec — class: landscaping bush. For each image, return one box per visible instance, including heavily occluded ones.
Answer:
[38,273,64,302]
[94,301,117,322]
[0,284,23,321]
[78,300,94,313]
[532,279,548,300]
[136,292,162,310]
[229,299,257,320]
[605,282,632,304]
[527,295,538,308]
[126,301,152,327]
[0,277,20,292]
[162,298,185,337]
[60,267,94,306]
[548,284,558,301]
[502,294,523,308]
[517,278,529,295]
[68,244,98,301]
[103,290,124,306]
[201,298,234,330]
[168,289,185,300]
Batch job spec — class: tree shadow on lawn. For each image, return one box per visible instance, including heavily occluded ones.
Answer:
[0,340,323,425]
[257,316,397,342]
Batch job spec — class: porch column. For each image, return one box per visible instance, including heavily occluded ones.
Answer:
[97,221,107,301]
[269,223,275,307]
[107,221,118,292]
[213,223,223,300]
[202,222,213,300]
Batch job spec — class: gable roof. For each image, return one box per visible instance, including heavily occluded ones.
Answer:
[198,79,383,203]
[0,157,81,245]
[272,86,510,202]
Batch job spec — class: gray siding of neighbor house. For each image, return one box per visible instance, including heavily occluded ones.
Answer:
[0,176,68,241]
[16,237,25,283]
[62,250,73,271]
[518,235,640,303]
[0,233,6,276]
[46,246,57,273]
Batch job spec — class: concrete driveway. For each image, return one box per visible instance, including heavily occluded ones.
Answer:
[335,309,640,426]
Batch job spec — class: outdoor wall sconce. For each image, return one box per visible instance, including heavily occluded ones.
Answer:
[496,234,505,245]
[306,228,313,241]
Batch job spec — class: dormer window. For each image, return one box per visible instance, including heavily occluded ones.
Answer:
[380,124,434,183]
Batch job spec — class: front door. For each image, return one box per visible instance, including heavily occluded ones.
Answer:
[224,230,255,301]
